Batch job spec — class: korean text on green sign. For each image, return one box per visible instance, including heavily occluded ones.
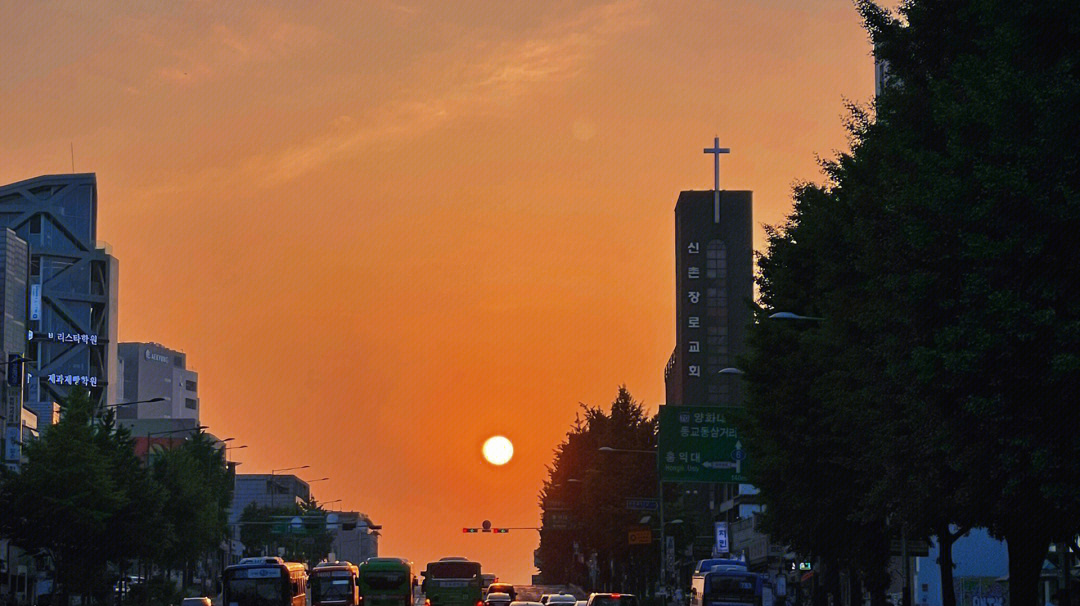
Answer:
[657,405,748,483]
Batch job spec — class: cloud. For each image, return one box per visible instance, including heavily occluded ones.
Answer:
[135,1,646,197]
[154,13,322,85]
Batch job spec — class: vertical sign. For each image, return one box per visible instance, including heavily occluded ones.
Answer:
[686,241,701,389]
[665,535,675,578]
[5,425,21,462]
[715,521,729,554]
[30,284,41,320]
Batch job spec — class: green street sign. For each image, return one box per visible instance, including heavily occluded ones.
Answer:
[657,405,749,483]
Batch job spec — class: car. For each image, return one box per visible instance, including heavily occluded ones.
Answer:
[489,583,517,601]
[547,596,576,606]
[180,598,212,606]
[511,602,544,606]
[487,592,513,606]
[576,601,587,606]
[586,594,639,606]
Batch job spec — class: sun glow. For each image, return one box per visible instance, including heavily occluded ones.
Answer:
[482,435,514,466]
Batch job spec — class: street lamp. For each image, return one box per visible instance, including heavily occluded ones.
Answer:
[270,465,310,508]
[144,424,208,461]
[225,444,247,465]
[105,396,166,408]
[768,311,824,321]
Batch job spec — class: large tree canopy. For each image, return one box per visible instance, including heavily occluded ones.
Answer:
[537,386,657,593]
[743,2,1080,606]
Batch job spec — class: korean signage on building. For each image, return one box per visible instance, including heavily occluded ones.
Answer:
[657,405,748,483]
[714,521,729,554]
[30,284,41,320]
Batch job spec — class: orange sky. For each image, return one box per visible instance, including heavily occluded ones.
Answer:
[0,1,875,584]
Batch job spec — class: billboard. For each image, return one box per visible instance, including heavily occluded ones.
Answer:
[657,405,748,483]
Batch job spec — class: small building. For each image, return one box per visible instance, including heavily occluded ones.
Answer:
[329,511,380,563]
[116,342,199,421]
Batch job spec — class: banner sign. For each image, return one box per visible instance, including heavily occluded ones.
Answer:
[628,528,653,545]
[30,285,40,321]
[715,521,729,554]
[625,498,659,511]
[657,405,749,483]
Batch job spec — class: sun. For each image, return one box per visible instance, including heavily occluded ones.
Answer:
[482,435,514,466]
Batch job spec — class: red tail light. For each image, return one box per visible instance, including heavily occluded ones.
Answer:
[611,595,621,600]
[477,602,484,606]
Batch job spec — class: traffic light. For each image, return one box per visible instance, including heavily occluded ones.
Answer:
[493,528,509,534]
[463,528,479,533]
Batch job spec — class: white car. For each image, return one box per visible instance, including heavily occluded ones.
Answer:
[545,595,577,606]
[487,592,513,606]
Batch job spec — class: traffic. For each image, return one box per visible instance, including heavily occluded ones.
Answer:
[219,555,777,606]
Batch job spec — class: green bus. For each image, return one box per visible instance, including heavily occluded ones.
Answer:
[421,557,482,606]
[359,557,415,606]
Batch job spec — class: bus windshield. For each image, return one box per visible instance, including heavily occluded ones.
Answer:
[312,577,353,601]
[363,571,409,590]
[706,575,757,601]
[426,563,479,579]
[226,578,285,606]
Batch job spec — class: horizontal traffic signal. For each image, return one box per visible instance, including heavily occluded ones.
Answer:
[463,527,509,533]
[463,528,479,533]
[493,528,509,533]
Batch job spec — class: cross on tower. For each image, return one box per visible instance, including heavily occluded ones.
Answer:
[704,136,730,223]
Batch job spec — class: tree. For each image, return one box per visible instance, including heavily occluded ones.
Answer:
[745,2,1080,606]
[0,389,164,604]
[538,386,657,593]
[152,430,233,587]
[238,501,335,566]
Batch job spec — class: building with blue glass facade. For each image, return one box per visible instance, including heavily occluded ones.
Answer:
[0,174,119,410]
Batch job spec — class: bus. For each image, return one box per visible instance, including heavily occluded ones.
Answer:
[420,557,482,606]
[690,567,773,606]
[359,558,415,606]
[311,561,361,606]
[223,557,308,606]
[480,575,497,597]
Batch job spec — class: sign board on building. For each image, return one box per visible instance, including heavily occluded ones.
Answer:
[954,578,1008,606]
[628,528,652,545]
[889,539,930,557]
[5,426,21,462]
[715,521,729,554]
[657,405,749,483]
[544,510,574,531]
[625,498,659,511]
[29,284,41,320]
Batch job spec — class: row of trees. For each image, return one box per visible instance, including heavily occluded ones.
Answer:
[740,2,1080,606]
[0,389,233,605]
[537,387,658,594]
[237,500,336,565]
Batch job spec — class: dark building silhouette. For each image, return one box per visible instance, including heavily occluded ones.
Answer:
[665,190,753,407]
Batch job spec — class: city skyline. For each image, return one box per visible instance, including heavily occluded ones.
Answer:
[0,1,876,583]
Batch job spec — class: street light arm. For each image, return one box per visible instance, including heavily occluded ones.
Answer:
[768,311,824,321]
[598,446,659,456]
